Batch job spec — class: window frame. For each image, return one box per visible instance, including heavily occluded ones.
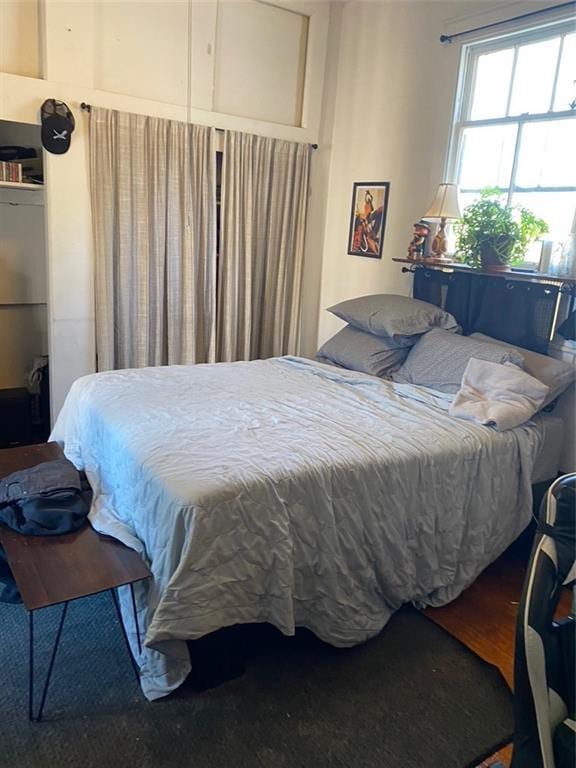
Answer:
[446,19,576,208]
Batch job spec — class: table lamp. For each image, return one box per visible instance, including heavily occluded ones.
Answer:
[423,183,461,260]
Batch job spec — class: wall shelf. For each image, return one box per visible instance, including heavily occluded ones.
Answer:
[392,258,576,291]
[0,302,47,307]
[0,181,44,191]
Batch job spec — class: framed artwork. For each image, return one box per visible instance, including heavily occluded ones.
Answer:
[347,182,390,258]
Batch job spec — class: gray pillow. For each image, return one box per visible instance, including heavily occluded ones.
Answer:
[392,328,525,394]
[471,333,576,407]
[316,325,409,378]
[328,294,460,347]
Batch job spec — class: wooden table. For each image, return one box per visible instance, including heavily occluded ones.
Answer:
[0,442,151,721]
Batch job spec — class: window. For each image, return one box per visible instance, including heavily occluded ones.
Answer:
[448,21,576,265]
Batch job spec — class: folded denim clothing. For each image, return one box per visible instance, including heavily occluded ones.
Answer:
[0,458,81,505]
[0,458,89,536]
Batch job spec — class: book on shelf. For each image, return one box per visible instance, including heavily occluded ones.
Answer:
[0,161,23,183]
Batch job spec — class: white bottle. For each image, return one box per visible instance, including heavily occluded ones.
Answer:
[551,208,576,278]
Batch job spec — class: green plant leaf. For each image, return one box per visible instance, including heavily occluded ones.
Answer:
[455,188,549,267]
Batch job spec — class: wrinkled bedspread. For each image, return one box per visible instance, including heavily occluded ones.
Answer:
[51,357,541,700]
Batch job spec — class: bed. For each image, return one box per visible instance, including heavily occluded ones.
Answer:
[51,354,559,701]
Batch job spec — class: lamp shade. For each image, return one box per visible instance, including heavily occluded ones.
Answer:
[423,183,461,221]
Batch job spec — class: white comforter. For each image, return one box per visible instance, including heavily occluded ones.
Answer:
[51,357,541,700]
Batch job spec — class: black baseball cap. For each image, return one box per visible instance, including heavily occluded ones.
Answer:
[41,99,75,155]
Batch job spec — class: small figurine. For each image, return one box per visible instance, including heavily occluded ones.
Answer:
[407,221,430,260]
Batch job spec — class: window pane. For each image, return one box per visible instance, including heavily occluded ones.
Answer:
[458,125,517,190]
[470,48,514,119]
[453,193,482,252]
[515,119,576,188]
[509,37,560,115]
[458,191,481,213]
[554,32,576,111]
[511,191,576,241]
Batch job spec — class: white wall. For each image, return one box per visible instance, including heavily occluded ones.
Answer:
[213,1,309,125]
[0,0,40,78]
[316,0,478,344]
[39,0,328,135]
[315,0,568,345]
[0,0,331,418]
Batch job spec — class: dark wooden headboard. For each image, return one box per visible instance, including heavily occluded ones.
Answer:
[412,267,564,353]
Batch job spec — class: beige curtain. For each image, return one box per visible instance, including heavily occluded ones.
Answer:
[89,107,216,370]
[217,131,311,362]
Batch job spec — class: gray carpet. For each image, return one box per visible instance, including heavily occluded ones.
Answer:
[0,593,512,768]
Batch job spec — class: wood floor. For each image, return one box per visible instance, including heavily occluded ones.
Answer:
[425,538,572,767]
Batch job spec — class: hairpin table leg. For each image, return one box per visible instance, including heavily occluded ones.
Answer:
[129,583,142,655]
[28,610,34,722]
[29,602,68,722]
[110,588,141,687]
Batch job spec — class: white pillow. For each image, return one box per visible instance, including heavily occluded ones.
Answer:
[471,333,576,407]
[449,358,550,431]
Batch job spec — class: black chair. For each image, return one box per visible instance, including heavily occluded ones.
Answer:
[511,474,575,768]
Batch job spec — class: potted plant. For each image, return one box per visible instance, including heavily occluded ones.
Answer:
[455,188,549,272]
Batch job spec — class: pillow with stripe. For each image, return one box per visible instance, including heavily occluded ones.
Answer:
[317,325,409,378]
[392,328,525,394]
[328,294,460,346]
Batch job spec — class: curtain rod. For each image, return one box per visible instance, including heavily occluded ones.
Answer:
[440,2,574,43]
[80,103,318,149]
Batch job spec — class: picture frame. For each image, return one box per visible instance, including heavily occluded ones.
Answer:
[347,181,390,259]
